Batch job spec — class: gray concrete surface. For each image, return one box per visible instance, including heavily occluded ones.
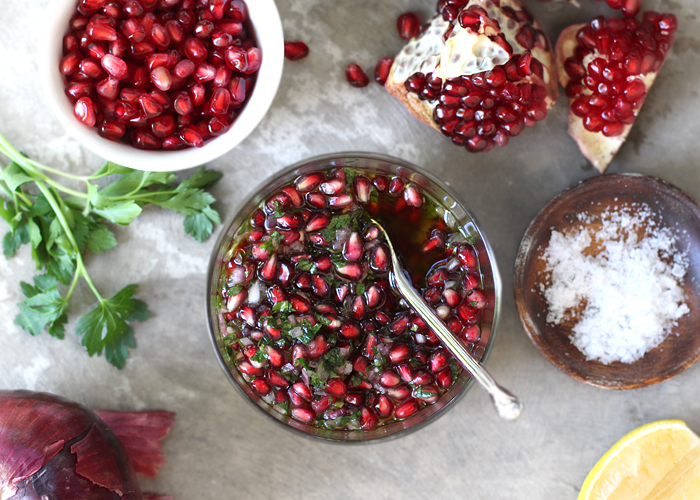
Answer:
[1,0,699,498]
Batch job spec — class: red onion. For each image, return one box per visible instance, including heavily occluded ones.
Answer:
[0,390,174,500]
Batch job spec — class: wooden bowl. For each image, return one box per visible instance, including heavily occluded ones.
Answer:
[514,174,700,389]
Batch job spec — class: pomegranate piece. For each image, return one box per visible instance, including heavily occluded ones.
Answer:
[345,63,370,88]
[217,167,488,431]
[386,0,558,153]
[555,11,677,171]
[59,0,260,150]
[284,41,309,61]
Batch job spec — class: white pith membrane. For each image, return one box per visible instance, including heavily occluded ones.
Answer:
[556,23,664,172]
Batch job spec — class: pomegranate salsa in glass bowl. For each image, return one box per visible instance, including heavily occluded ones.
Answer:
[206,153,502,441]
[38,0,283,171]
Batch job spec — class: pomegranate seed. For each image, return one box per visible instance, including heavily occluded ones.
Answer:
[100,54,127,79]
[296,173,324,192]
[319,178,344,195]
[370,245,389,273]
[284,41,309,61]
[397,12,421,40]
[351,295,366,320]
[311,275,329,297]
[389,315,409,335]
[389,344,411,364]
[88,22,118,42]
[386,384,411,401]
[60,52,83,75]
[339,322,361,339]
[244,48,262,74]
[95,76,119,99]
[325,379,347,398]
[336,262,363,281]
[345,64,369,88]
[345,392,364,407]
[98,118,126,140]
[304,212,331,232]
[374,395,393,418]
[238,360,263,377]
[291,407,316,423]
[380,370,402,388]
[307,335,329,359]
[74,97,96,126]
[429,350,450,373]
[174,124,203,147]
[360,407,379,430]
[343,232,363,261]
[224,46,248,71]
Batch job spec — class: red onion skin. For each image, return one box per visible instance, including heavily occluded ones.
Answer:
[0,391,142,500]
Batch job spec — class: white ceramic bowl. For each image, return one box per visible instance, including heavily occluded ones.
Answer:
[38,0,284,172]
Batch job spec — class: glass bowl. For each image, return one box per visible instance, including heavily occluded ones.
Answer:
[206,153,502,441]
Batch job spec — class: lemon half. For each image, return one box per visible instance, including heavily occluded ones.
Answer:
[579,420,700,500]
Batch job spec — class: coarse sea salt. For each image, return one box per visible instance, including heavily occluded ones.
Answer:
[539,204,690,364]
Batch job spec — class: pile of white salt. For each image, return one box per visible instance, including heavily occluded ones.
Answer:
[540,204,689,364]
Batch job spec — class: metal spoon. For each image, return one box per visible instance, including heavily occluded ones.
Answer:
[371,218,523,421]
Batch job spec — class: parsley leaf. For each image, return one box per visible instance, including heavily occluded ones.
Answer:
[76,284,149,369]
[15,274,68,339]
[0,134,221,368]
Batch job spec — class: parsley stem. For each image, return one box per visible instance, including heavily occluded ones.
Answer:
[33,181,103,302]
[0,136,87,199]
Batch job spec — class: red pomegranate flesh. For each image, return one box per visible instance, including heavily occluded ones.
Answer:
[217,167,491,430]
[60,0,260,150]
[555,11,677,171]
[385,0,558,153]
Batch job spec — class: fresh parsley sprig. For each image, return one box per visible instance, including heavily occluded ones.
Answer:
[0,134,222,368]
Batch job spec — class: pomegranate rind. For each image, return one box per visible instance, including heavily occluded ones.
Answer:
[386,0,558,135]
[555,24,658,172]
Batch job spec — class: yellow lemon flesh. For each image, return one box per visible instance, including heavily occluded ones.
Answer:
[579,420,700,500]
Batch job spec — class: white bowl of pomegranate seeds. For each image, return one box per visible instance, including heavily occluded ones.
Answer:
[38,0,283,171]
[206,153,502,441]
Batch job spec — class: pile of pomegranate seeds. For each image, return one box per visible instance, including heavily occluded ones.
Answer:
[284,41,309,61]
[563,12,677,137]
[217,167,489,430]
[59,0,260,150]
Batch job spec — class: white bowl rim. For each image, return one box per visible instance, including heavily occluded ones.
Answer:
[37,0,284,172]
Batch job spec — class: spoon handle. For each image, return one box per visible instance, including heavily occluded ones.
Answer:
[388,262,523,421]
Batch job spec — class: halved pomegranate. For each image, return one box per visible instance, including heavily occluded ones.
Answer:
[385,0,558,153]
[555,12,677,171]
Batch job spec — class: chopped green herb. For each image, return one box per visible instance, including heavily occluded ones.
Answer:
[413,386,436,399]
[260,230,282,254]
[323,411,361,429]
[343,168,357,185]
[295,258,315,272]
[250,350,267,364]
[356,282,366,295]
[470,301,478,307]
[320,212,362,242]
[272,300,294,314]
